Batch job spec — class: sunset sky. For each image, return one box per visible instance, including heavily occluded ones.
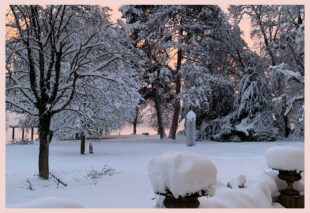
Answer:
[5,4,254,49]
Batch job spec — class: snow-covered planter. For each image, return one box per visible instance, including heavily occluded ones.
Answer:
[148,152,217,208]
[265,146,304,208]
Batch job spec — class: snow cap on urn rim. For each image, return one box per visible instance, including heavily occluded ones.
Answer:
[265,146,304,172]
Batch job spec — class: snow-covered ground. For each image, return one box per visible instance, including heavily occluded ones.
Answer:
[6,135,304,208]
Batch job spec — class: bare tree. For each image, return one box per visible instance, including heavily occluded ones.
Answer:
[6,5,139,179]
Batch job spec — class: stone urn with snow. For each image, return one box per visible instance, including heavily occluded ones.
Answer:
[265,146,304,208]
[148,152,217,208]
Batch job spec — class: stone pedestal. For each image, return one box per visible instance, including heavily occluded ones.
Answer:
[163,196,200,208]
[276,170,304,208]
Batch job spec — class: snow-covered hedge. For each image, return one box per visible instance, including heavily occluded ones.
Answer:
[148,152,217,198]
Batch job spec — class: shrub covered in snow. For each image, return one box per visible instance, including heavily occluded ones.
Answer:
[201,64,278,142]
[234,112,278,141]
[148,152,217,198]
[269,63,304,138]
[265,146,304,172]
[180,64,235,128]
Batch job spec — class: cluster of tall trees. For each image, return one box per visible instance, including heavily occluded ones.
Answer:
[120,5,304,141]
[120,5,247,139]
[6,5,304,178]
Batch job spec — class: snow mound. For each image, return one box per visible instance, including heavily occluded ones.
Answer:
[228,175,247,188]
[148,151,217,198]
[265,146,304,171]
[200,172,278,208]
[9,197,84,208]
[237,175,247,188]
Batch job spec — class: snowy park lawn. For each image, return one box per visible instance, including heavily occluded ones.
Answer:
[6,135,304,208]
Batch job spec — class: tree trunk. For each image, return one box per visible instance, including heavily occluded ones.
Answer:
[31,127,34,141]
[255,7,276,66]
[153,86,165,139]
[80,133,85,154]
[22,128,25,141]
[12,127,15,140]
[38,114,52,179]
[282,96,290,138]
[169,31,183,139]
[133,107,139,134]
[168,74,181,139]
[284,116,290,138]
[132,123,137,135]
[133,123,137,135]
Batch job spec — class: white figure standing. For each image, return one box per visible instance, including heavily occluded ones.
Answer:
[186,111,196,146]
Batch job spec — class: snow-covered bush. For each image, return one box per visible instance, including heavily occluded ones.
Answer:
[202,64,278,141]
[85,166,116,185]
[148,152,217,198]
[234,112,278,141]
[232,67,278,141]
[265,146,304,172]
[180,64,235,128]
[199,112,236,141]
[269,63,304,138]
[236,68,269,120]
